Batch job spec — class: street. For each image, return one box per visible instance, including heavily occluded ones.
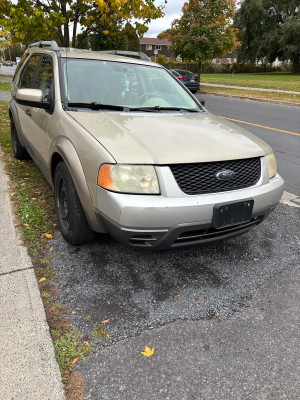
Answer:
[46,97,300,399]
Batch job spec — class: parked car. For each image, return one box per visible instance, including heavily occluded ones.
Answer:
[170,69,200,93]
[9,41,284,249]
[3,60,13,66]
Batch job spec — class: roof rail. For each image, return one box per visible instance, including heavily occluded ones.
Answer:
[98,50,151,61]
[28,41,59,51]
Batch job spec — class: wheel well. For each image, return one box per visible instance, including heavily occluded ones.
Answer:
[51,153,64,181]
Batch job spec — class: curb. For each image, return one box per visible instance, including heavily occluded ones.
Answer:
[199,90,300,108]
[0,156,66,400]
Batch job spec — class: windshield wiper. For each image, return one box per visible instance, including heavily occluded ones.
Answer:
[127,106,200,112]
[67,102,125,111]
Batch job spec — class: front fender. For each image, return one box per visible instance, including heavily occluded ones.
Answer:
[50,137,105,233]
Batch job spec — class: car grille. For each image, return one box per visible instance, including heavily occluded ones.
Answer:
[169,157,261,195]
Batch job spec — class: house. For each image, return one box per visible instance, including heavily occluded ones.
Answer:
[139,37,173,62]
[212,51,237,64]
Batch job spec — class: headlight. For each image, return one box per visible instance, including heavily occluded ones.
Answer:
[98,164,160,194]
[266,152,277,179]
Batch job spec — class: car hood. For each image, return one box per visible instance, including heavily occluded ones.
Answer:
[67,111,272,164]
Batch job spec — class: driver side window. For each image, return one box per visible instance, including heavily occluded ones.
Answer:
[33,56,54,101]
[19,55,40,88]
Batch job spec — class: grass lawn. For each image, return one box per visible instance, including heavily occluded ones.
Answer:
[0,74,12,78]
[200,73,300,92]
[0,82,10,91]
[200,85,300,103]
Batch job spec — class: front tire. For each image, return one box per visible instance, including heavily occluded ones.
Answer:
[10,117,30,160]
[54,161,96,245]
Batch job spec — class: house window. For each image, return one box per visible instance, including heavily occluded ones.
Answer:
[146,44,152,50]
[155,45,161,50]
[227,58,231,64]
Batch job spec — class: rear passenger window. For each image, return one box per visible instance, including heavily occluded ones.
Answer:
[19,55,40,88]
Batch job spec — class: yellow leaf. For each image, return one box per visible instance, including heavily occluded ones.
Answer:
[141,346,155,358]
[200,300,205,305]
[85,341,89,347]
[44,233,53,239]
[72,357,79,366]
[101,319,110,324]
[216,313,219,317]
[72,311,76,314]
[174,294,181,299]
[49,246,54,251]
[39,277,46,283]
[253,258,260,261]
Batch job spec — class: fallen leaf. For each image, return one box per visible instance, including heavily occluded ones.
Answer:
[296,236,300,240]
[267,238,273,241]
[141,346,155,358]
[72,357,79,366]
[200,300,205,305]
[23,223,29,227]
[253,258,260,261]
[39,277,46,283]
[216,313,219,317]
[72,311,76,314]
[49,246,54,251]
[44,233,53,239]
[85,341,89,347]
[101,319,110,324]
[174,294,181,299]
[212,260,219,265]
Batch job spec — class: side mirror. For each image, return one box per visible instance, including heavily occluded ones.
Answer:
[16,89,50,110]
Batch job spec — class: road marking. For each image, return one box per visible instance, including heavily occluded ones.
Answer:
[217,116,300,137]
[280,191,300,208]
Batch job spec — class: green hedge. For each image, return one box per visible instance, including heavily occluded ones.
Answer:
[158,60,292,74]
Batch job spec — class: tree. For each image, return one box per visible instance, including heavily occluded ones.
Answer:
[167,0,240,73]
[1,0,164,48]
[79,22,140,52]
[234,0,300,72]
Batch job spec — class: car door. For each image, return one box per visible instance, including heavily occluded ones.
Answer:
[16,54,54,171]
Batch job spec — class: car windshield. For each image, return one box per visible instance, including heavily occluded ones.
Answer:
[62,58,200,111]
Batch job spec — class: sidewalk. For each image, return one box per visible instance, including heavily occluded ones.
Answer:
[200,82,300,95]
[0,157,65,400]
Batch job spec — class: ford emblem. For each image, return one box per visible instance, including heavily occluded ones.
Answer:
[215,169,236,180]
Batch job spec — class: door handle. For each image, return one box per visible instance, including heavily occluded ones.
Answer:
[25,109,31,117]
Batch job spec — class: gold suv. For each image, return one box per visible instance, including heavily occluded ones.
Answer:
[9,41,284,249]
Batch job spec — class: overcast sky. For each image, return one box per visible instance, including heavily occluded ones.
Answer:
[143,0,184,37]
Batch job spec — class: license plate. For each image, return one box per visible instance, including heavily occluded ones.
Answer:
[190,79,195,82]
[212,199,254,229]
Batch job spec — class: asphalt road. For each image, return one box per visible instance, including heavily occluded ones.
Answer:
[45,97,300,399]
[0,64,16,75]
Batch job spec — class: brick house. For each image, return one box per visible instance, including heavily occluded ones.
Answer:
[139,37,173,62]
[213,51,237,64]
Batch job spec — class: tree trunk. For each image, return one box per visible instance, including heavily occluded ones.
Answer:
[197,60,202,77]
[293,62,300,73]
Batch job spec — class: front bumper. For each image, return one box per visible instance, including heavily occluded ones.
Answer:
[96,164,284,249]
